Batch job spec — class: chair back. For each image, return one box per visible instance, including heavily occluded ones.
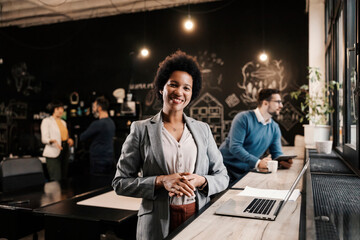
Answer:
[0,157,45,192]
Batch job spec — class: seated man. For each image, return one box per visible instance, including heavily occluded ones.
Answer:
[219,88,292,183]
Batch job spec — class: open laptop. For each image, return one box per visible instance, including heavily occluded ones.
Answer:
[215,159,309,221]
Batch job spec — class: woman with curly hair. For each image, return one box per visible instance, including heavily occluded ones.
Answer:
[112,50,229,240]
[41,100,74,181]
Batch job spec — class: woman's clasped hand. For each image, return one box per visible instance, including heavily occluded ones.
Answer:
[156,172,206,197]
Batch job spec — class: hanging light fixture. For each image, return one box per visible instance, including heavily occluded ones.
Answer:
[258,0,268,62]
[184,0,194,31]
[140,0,150,58]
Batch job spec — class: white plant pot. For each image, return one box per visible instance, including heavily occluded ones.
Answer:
[303,124,331,147]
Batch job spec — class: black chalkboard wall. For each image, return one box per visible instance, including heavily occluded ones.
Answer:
[0,0,308,148]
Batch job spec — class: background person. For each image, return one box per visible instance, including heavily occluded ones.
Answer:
[219,88,292,184]
[112,50,229,240]
[41,100,74,181]
[80,96,115,175]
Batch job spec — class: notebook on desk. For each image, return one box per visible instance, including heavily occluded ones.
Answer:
[215,160,309,221]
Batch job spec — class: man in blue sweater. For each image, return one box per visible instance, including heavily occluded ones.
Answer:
[219,89,292,183]
[80,96,115,175]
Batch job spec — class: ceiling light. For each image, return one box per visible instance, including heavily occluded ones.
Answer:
[184,18,194,31]
[140,48,149,57]
[259,52,268,62]
[140,1,150,58]
[184,1,194,32]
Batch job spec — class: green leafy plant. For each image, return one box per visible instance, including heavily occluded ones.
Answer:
[291,67,339,125]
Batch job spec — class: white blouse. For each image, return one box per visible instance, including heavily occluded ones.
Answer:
[162,123,197,205]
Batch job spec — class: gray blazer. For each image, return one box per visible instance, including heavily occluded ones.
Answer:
[112,111,229,240]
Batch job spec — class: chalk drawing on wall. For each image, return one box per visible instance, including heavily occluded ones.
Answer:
[281,136,290,146]
[131,82,162,112]
[225,93,240,108]
[145,89,156,107]
[228,110,239,119]
[7,62,41,96]
[0,99,28,120]
[276,102,303,131]
[189,92,224,145]
[223,120,232,141]
[129,83,154,90]
[237,60,286,104]
[146,92,162,112]
[196,51,224,92]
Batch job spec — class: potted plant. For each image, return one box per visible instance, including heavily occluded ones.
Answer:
[291,67,338,146]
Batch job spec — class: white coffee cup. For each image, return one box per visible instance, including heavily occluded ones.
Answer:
[315,140,333,154]
[267,160,278,173]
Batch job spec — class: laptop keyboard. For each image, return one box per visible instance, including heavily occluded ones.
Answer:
[244,198,276,215]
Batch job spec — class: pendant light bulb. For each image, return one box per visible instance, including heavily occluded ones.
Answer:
[184,3,194,32]
[259,52,268,62]
[140,48,149,57]
[184,18,194,31]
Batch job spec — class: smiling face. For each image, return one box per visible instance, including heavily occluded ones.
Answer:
[160,71,193,113]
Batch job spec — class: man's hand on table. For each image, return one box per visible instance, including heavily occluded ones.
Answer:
[258,157,271,169]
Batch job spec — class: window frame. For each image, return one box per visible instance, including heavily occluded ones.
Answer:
[326,0,359,169]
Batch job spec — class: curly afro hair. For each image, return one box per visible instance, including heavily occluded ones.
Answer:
[153,50,202,103]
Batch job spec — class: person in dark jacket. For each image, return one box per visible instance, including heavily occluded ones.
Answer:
[80,96,115,175]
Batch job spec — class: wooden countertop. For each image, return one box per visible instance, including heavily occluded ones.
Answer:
[172,146,305,240]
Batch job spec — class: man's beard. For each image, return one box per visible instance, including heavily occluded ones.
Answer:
[268,110,278,117]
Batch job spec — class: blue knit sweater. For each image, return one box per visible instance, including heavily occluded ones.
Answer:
[219,110,283,174]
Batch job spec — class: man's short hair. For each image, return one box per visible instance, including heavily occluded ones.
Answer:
[257,88,280,106]
[95,96,109,111]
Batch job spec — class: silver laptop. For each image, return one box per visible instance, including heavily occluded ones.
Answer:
[215,160,309,221]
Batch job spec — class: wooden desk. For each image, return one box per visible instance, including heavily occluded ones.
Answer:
[232,159,304,190]
[0,181,75,240]
[34,187,138,240]
[171,146,305,240]
[282,146,304,160]
[0,174,114,240]
[0,174,114,210]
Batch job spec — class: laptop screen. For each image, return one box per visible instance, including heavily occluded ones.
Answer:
[282,159,309,203]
